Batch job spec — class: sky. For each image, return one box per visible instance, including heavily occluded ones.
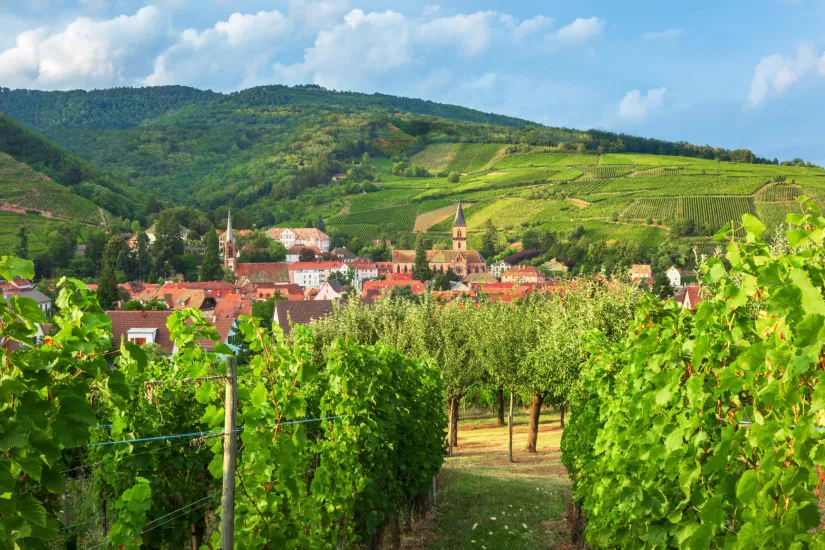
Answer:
[1,1,824,163]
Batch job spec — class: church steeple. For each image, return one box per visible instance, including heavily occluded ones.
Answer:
[224,210,235,271]
[452,201,467,250]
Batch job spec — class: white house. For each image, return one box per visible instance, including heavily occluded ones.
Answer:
[288,261,347,289]
[145,223,190,244]
[490,260,512,280]
[266,228,331,253]
[666,266,682,288]
[352,260,378,290]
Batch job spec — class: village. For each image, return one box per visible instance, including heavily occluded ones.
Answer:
[2,203,702,355]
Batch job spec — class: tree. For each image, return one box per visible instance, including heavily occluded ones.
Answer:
[412,235,431,282]
[299,248,317,262]
[199,229,222,281]
[315,217,326,232]
[430,272,450,291]
[268,240,287,261]
[480,220,497,258]
[361,151,371,166]
[135,232,153,281]
[448,171,460,183]
[652,271,675,299]
[12,227,28,259]
[305,219,314,228]
[98,235,126,309]
[151,210,184,276]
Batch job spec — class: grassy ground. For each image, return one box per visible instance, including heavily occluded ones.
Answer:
[401,409,572,550]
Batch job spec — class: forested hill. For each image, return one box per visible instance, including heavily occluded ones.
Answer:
[0,85,533,129]
[0,114,141,219]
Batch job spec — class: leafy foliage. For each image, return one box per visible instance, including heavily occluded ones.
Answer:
[562,203,825,548]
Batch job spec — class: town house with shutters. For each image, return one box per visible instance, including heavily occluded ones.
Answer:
[392,203,487,278]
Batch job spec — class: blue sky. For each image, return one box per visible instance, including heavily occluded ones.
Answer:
[2,1,825,163]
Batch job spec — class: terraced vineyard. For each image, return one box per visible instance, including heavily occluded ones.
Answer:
[0,152,104,226]
[324,145,825,253]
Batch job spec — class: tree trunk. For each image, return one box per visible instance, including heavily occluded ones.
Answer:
[449,395,459,452]
[508,390,514,463]
[525,394,543,453]
[191,522,198,550]
[404,500,413,533]
[496,388,505,427]
[560,404,566,428]
[391,509,401,549]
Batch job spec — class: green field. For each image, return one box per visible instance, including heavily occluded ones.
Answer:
[324,147,825,250]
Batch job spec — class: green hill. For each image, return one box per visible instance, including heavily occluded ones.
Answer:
[1,84,822,269]
[0,114,142,220]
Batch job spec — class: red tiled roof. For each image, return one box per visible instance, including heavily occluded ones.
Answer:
[352,260,377,270]
[361,279,425,302]
[501,265,540,277]
[235,263,289,284]
[288,261,345,270]
[266,227,330,241]
[205,295,252,350]
[107,311,175,352]
[392,249,486,264]
[287,245,322,254]
[274,300,334,335]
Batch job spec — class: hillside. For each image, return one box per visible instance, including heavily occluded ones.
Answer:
[1,84,820,266]
[325,144,825,256]
[0,114,142,220]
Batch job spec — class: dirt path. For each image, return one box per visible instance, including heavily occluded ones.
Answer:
[397,410,572,550]
[414,202,473,232]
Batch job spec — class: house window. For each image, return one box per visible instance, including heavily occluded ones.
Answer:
[129,337,147,345]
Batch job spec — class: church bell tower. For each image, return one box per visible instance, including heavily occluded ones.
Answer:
[224,210,236,271]
[452,201,467,251]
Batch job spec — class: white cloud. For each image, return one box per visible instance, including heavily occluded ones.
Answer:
[422,5,441,17]
[419,68,451,93]
[465,72,497,90]
[747,43,825,108]
[549,17,605,45]
[145,9,293,88]
[275,9,413,89]
[288,0,349,29]
[0,6,166,89]
[515,15,552,40]
[642,28,684,41]
[418,11,499,56]
[617,87,666,120]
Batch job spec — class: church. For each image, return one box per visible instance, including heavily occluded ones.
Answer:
[392,202,488,278]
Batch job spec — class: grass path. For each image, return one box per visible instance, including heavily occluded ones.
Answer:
[401,410,572,550]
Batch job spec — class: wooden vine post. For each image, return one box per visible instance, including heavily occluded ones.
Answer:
[221,357,237,549]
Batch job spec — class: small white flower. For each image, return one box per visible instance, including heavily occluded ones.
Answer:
[504,525,509,530]
[488,531,493,535]
[509,504,513,508]
[522,523,528,529]
[490,517,496,521]
[471,541,476,544]
[472,523,478,530]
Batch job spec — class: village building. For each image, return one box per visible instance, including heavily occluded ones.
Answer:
[223,210,236,271]
[160,281,239,299]
[16,290,53,315]
[361,279,426,303]
[501,265,546,284]
[464,272,498,285]
[266,227,331,253]
[235,263,290,286]
[286,245,322,264]
[145,223,189,244]
[666,266,682,288]
[108,311,176,352]
[490,260,512,280]
[205,294,253,352]
[392,203,487,278]
[316,280,347,302]
[289,261,347,289]
[219,228,253,249]
[674,284,703,311]
[241,282,305,301]
[374,261,395,278]
[352,260,379,290]
[132,287,216,311]
[273,300,334,336]
[630,264,653,285]
[331,247,357,263]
